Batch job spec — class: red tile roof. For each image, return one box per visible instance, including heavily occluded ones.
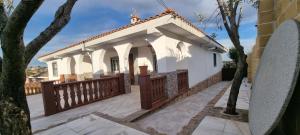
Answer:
[39,10,225,59]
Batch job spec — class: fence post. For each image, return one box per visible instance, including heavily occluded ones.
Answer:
[139,74,152,109]
[118,73,125,94]
[41,81,57,116]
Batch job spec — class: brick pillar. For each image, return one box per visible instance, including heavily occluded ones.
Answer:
[139,74,152,109]
[41,81,57,116]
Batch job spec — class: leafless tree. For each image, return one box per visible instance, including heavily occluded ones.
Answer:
[199,0,258,115]
[0,0,78,134]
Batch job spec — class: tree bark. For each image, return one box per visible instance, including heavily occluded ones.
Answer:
[224,52,246,114]
[216,0,247,115]
[0,0,78,134]
[0,1,43,134]
[25,0,77,66]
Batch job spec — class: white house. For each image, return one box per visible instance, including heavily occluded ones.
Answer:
[38,10,227,90]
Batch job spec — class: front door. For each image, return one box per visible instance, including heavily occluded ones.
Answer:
[129,53,135,84]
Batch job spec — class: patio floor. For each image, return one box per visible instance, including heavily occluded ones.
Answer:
[35,114,148,135]
[135,81,230,135]
[28,85,142,133]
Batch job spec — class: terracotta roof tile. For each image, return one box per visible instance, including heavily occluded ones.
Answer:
[39,10,224,59]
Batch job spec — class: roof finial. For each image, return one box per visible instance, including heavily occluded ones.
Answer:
[165,8,175,13]
[131,8,140,24]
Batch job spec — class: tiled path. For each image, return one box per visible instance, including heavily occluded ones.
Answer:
[136,82,230,135]
[28,86,142,133]
[29,80,251,135]
[192,116,250,135]
[192,79,252,135]
[36,114,148,135]
[215,79,251,110]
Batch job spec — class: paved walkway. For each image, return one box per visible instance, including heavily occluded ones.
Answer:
[192,116,250,135]
[136,82,230,135]
[36,114,148,135]
[28,86,142,133]
[215,79,251,110]
[192,79,252,135]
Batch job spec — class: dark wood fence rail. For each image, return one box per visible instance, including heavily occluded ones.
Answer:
[41,73,125,116]
[151,76,167,107]
[139,75,167,110]
[177,70,189,94]
[25,82,42,95]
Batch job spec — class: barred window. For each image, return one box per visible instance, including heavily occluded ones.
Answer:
[52,62,58,77]
[213,53,217,67]
[111,57,119,72]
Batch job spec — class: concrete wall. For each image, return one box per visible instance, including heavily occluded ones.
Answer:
[47,59,62,80]
[187,43,223,87]
[103,49,119,74]
[46,34,223,85]
[248,0,300,82]
[136,46,155,73]
[150,33,223,87]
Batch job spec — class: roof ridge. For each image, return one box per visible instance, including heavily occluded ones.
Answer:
[39,10,224,59]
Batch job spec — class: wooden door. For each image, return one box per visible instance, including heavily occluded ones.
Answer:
[129,53,135,84]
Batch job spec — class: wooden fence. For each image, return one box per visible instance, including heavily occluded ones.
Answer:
[150,76,167,107]
[41,73,125,116]
[177,70,189,94]
[139,75,167,109]
[25,82,42,95]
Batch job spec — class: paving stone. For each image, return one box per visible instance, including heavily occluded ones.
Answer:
[29,86,142,133]
[214,79,251,110]
[192,116,251,135]
[36,114,148,135]
[136,82,229,135]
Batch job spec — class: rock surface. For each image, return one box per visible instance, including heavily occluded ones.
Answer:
[249,20,300,135]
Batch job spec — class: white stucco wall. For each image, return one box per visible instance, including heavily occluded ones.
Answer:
[47,59,62,80]
[136,46,155,73]
[153,34,223,87]
[103,49,119,74]
[186,43,223,87]
[80,54,93,74]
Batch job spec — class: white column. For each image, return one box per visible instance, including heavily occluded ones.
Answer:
[91,49,105,78]
[61,57,70,74]
[113,42,133,73]
[73,54,83,75]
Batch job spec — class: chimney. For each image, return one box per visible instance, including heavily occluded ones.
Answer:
[131,14,141,24]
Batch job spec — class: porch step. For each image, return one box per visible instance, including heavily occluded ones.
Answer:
[122,109,150,122]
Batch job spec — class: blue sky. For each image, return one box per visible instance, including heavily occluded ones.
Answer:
[18,0,257,66]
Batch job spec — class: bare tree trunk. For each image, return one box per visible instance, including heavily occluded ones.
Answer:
[0,27,31,135]
[224,53,246,115]
[0,1,77,134]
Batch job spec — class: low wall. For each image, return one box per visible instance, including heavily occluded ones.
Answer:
[190,71,222,91]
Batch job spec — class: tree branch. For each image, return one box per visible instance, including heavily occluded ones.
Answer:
[24,0,78,66]
[0,1,7,37]
[216,0,232,36]
[237,7,242,28]
[2,0,43,50]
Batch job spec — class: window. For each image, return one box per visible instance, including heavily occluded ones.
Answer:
[213,53,217,67]
[52,62,58,77]
[111,57,119,72]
